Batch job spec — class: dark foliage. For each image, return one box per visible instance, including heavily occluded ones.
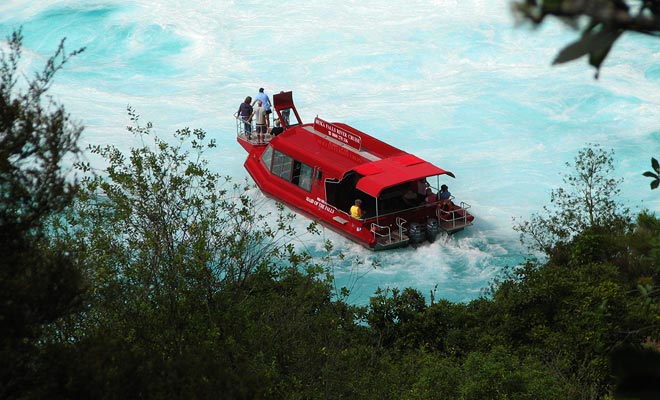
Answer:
[0,29,85,399]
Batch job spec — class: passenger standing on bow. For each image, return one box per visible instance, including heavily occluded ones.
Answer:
[237,96,253,137]
[248,99,267,144]
[252,88,272,130]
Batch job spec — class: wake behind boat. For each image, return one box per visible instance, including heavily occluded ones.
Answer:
[235,91,474,250]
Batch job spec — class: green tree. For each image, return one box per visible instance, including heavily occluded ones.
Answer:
[496,145,660,398]
[45,109,366,399]
[459,346,568,400]
[496,148,660,398]
[514,144,630,255]
[0,29,85,398]
[490,214,660,398]
[366,287,427,349]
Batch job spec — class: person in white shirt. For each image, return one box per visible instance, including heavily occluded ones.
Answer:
[248,99,267,144]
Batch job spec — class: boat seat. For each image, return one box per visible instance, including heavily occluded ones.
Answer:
[333,216,349,225]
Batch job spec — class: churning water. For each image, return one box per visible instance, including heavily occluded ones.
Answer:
[2,0,659,304]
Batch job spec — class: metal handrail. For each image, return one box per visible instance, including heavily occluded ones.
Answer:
[396,217,407,239]
[234,112,253,139]
[372,193,453,219]
[234,113,274,145]
[370,216,408,245]
[372,203,425,219]
[436,201,472,229]
[370,223,391,243]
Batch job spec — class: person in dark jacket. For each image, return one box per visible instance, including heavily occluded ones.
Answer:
[237,96,253,136]
[270,119,284,136]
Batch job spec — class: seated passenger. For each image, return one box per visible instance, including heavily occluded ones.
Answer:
[281,108,291,126]
[350,199,364,219]
[424,187,436,206]
[437,184,451,205]
[417,178,429,196]
[270,119,284,136]
[402,190,418,207]
[438,187,461,222]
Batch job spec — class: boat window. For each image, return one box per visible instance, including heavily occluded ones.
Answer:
[291,160,313,192]
[261,145,273,170]
[280,107,299,127]
[298,163,313,192]
[268,150,313,192]
[271,150,293,181]
[292,161,302,185]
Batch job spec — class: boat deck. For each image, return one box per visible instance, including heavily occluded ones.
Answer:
[439,219,473,233]
[237,130,274,145]
[374,229,409,250]
[302,125,381,162]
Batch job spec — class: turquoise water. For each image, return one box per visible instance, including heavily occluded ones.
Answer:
[2,0,659,305]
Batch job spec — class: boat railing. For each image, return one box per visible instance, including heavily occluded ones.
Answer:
[396,217,407,239]
[234,112,274,145]
[370,216,408,243]
[372,202,427,220]
[437,201,473,229]
[370,222,391,242]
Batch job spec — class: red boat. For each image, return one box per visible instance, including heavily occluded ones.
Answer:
[236,91,474,250]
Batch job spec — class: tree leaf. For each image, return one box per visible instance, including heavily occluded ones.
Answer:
[652,180,659,190]
[553,28,621,66]
[589,30,622,69]
[642,171,658,178]
[652,157,659,174]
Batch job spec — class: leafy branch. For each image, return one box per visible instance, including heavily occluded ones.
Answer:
[643,157,660,190]
[512,0,660,78]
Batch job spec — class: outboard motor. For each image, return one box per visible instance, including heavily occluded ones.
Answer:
[426,217,440,243]
[408,222,426,248]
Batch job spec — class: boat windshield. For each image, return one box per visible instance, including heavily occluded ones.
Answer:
[279,107,299,127]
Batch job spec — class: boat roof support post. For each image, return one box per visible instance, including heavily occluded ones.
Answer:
[375,197,380,224]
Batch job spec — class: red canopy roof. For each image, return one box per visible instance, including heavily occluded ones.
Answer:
[354,155,455,197]
[268,118,455,198]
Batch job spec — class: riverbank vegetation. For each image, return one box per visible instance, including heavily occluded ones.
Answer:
[2,29,659,399]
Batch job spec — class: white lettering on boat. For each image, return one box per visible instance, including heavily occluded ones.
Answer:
[314,117,362,150]
[305,196,336,214]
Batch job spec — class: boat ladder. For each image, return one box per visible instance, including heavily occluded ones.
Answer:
[371,217,408,245]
